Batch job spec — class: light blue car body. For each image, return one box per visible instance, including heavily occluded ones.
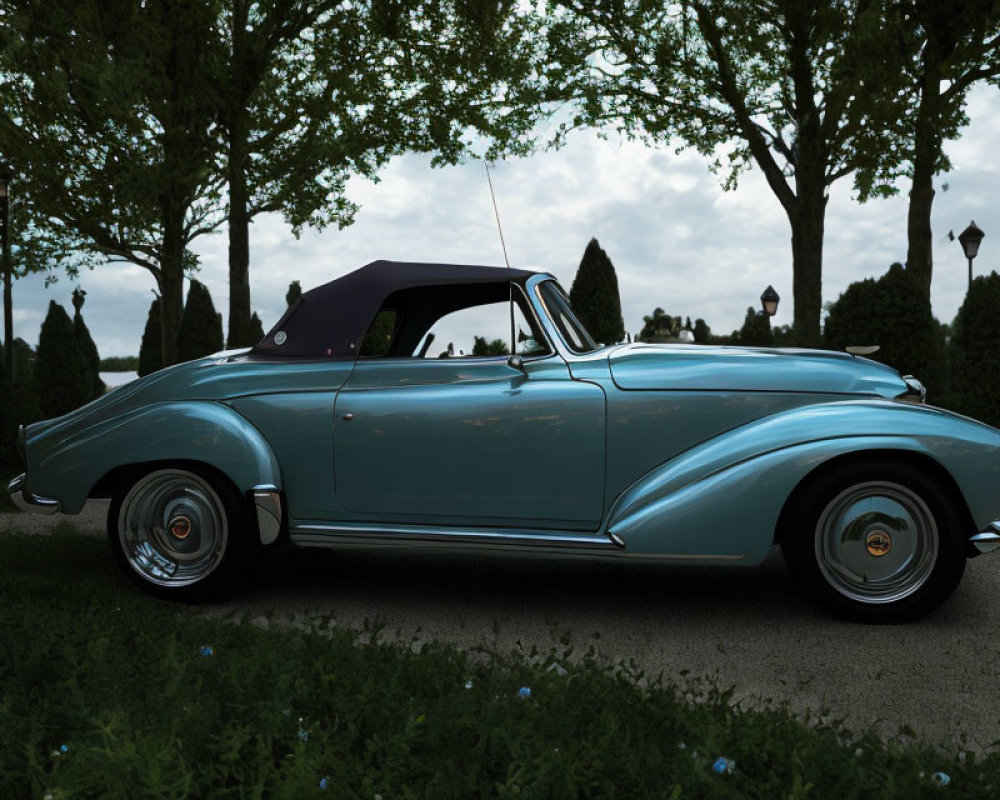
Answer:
[13,272,1000,564]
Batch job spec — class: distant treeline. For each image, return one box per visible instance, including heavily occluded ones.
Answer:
[99,356,139,372]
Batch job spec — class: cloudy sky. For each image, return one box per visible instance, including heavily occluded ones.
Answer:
[6,85,1000,358]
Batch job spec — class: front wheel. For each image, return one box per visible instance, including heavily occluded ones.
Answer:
[781,460,967,623]
[108,467,248,601]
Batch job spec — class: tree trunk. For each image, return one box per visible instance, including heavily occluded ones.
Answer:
[905,47,942,300]
[159,203,184,367]
[789,189,826,346]
[226,109,252,348]
[788,108,827,347]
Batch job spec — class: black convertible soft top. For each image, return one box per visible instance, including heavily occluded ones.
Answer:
[252,260,537,359]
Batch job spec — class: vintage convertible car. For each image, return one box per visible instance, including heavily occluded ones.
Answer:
[9,260,1000,620]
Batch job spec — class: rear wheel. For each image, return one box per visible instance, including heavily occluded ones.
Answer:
[781,460,967,622]
[108,467,249,601]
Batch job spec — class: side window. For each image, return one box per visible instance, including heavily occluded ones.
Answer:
[418,298,549,359]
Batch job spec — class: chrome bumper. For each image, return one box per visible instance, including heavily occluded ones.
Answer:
[971,522,1000,555]
[7,474,61,515]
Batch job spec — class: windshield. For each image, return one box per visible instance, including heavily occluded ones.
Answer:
[537,280,600,353]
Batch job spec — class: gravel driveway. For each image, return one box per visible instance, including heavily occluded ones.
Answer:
[5,500,1000,751]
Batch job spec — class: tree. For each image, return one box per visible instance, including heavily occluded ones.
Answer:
[138,297,162,378]
[638,308,681,341]
[34,301,89,418]
[0,164,96,381]
[209,1,546,347]
[0,0,225,368]
[542,2,903,343]
[177,280,224,363]
[569,238,625,345]
[472,336,508,356]
[878,1,1000,297]
[0,349,12,465]
[951,272,1000,425]
[72,288,104,400]
[248,312,265,344]
[738,307,774,347]
[693,318,712,344]
[286,281,302,309]
[824,262,945,395]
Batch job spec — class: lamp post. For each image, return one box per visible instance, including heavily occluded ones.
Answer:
[0,160,13,380]
[760,285,780,317]
[958,220,985,291]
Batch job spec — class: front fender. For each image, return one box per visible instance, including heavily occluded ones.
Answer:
[606,400,1000,561]
[27,401,281,514]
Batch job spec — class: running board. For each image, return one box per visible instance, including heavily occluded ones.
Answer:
[292,522,625,551]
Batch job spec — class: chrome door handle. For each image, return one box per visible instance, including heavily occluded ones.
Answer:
[342,412,354,421]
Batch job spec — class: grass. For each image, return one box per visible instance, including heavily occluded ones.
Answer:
[1,529,998,799]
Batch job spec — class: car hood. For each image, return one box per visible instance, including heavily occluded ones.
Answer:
[608,343,908,398]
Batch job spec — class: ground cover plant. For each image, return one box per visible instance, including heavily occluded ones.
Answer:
[1,529,998,799]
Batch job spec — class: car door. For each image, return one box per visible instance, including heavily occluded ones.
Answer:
[333,300,606,531]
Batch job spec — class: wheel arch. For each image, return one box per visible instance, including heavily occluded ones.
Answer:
[774,448,976,551]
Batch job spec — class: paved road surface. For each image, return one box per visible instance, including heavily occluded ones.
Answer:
[4,500,999,751]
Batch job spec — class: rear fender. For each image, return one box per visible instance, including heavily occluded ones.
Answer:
[29,401,281,514]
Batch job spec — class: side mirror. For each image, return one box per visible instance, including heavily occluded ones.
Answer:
[507,354,524,372]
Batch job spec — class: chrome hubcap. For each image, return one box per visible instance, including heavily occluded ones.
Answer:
[816,481,938,604]
[118,470,228,587]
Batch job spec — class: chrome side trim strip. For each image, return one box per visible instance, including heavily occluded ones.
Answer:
[7,474,61,516]
[292,522,623,551]
[251,484,282,546]
[971,529,1000,555]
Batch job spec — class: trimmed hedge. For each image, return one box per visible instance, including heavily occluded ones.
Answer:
[824,263,946,399]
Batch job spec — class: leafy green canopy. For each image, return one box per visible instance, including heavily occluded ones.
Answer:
[537,1,911,342]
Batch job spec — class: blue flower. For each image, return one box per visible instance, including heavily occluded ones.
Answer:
[517,686,532,699]
[712,756,735,775]
[932,772,950,787]
[200,645,214,657]
[319,776,329,790]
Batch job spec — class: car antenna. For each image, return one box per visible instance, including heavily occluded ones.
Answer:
[485,160,517,359]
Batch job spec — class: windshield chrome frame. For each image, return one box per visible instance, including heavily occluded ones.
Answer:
[525,274,603,362]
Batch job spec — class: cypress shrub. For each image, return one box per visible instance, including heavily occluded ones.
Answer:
[951,272,1000,425]
[138,298,162,377]
[738,307,774,346]
[34,301,90,418]
[824,263,946,399]
[286,281,302,308]
[693,318,712,343]
[569,238,625,345]
[72,288,104,400]
[176,280,224,363]
[248,312,265,344]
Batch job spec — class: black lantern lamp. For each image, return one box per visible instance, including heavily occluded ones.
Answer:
[760,285,780,317]
[958,220,985,290]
